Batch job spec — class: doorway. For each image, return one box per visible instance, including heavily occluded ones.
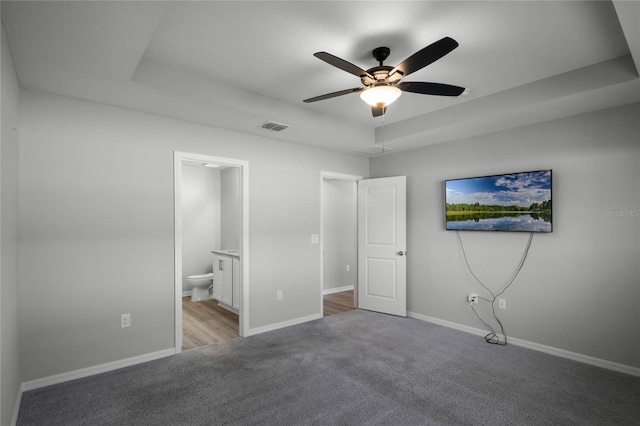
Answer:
[174,151,250,353]
[320,171,361,316]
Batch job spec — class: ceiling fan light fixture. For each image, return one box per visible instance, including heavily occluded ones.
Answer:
[360,85,402,107]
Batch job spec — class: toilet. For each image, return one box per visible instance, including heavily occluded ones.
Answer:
[187,273,214,302]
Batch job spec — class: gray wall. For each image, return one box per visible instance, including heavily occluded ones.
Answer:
[17,90,369,381]
[220,166,241,250]
[322,179,357,291]
[8,56,638,397]
[371,103,640,369]
[181,164,220,293]
[1,20,21,426]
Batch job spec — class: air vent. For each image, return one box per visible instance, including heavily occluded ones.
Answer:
[354,145,393,156]
[259,121,290,132]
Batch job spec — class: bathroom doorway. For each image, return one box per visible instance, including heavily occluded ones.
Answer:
[320,171,360,316]
[174,152,249,353]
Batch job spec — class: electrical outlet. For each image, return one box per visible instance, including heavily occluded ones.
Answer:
[498,298,506,310]
[120,313,131,328]
[468,294,479,304]
[311,234,319,244]
[276,290,283,300]
[346,265,350,272]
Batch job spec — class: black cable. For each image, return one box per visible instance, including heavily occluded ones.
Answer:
[457,231,534,346]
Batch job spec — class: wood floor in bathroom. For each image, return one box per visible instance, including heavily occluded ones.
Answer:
[323,289,356,317]
[182,290,355,350]
[182,297,239,351]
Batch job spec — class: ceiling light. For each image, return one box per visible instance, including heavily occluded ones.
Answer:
[359,85,402,107]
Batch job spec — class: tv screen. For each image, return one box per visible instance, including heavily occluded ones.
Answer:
[445,170,552,232]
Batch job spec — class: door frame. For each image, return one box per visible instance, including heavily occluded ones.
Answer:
[174,151,250,352]
[319,171,362,315]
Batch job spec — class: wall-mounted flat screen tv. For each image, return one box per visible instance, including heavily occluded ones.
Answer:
[445,170,552,232]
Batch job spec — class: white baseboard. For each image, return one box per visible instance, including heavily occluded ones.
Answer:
[182,290,192,297]
[322,285,354,295]
[246,313,322,337]
[20,348,176,393]
[15,311,637,425]
[14,348,175,424]
[408,311,640,378]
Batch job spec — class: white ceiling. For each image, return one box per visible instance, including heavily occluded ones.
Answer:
[2,1,639,156]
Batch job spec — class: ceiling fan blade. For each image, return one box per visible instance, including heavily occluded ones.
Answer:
[371,105,386,117]
[314,52,375,80]
[396,81,465,96]
[389,37,459,78]
[303,87,364,103]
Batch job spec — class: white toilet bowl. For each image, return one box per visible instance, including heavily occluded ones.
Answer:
[187,273,214,302]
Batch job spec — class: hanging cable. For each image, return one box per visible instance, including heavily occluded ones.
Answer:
[456,231,534,346]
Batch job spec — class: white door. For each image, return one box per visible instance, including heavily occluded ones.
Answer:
[358,176,407,317]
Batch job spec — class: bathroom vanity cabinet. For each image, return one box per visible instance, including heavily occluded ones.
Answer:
[212,250,241,314]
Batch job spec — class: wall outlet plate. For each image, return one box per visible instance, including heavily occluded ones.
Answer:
[468,294,479,304]
[498,298,506,310]
[120,313,131,328]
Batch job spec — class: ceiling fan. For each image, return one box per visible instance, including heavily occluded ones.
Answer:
[303,37,465,117]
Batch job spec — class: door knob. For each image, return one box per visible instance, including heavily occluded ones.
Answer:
[396,250,405,256]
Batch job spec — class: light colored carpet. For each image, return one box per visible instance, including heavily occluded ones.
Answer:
[17,310,640,425]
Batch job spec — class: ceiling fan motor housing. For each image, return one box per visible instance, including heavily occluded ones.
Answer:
[361,66,402,86]
[360,65,393,87]
[361,47,403,86]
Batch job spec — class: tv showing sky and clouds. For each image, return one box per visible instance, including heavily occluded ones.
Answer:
[445,170,552,232]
